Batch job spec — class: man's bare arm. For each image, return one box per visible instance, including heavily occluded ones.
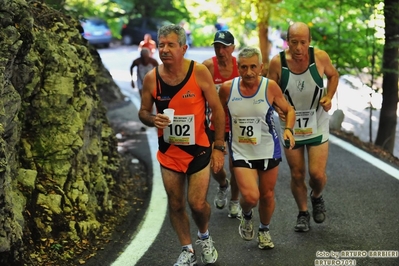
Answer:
[317,50,339,111]
[267,56,287,120]
[267,55,281,83]
[321,51,339,99]
[268,79,296,149]
[269,80,295,128]
[130,59,137,76]
[138,71,170,128]
[196,63,225,173]
[138,70,156,127]
[218,80,232,112]
[202,58,214,76]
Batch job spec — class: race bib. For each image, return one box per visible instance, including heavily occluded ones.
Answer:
[294,109,317,136]
[163,115,195,145]
[231,116,262,145]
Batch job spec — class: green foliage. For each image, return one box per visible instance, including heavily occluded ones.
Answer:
[61,0,390,87]
[190,25,215,47]
[183,0,386,83]
[270,0,385,89]
[63,0,189,39]
[50,243,63,252]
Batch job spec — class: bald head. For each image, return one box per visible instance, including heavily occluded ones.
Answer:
[287,22,311,42]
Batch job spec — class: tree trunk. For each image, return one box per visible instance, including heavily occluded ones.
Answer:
[256,1,272,76]
[375,0,399,152]
[258,22,271,76]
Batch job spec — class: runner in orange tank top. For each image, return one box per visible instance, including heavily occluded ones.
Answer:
[139,24,225,265]
[152,61,212,174]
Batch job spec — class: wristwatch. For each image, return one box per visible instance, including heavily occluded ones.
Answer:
[214,145,226,152]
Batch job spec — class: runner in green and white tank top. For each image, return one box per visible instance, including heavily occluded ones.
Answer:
[267,22,339,233]
[279,47,329,147]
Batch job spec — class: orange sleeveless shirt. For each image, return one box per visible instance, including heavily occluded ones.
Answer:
[152,61,211,174]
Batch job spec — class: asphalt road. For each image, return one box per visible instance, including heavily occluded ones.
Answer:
[98,46,399,266]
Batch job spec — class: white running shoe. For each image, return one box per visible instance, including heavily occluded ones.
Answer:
[195,236,218,264]
[174,249,197,266]
[257,230,275,249]
[213,179,230,209]
[228,201,241,218]
[238,212,255,241]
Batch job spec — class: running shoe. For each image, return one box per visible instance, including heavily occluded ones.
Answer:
[239,212,255,240]
[174,249,197,266]
[294,212,310,232]
[311,191,326,223]
[228,201,241,218]
[214,179,230,209]
[257,229,275,250]
[195,236,218,264]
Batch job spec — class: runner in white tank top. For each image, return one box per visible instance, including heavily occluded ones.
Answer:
[219,47,295,250]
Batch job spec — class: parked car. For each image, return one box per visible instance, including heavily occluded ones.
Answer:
[121,17,172,46]
[81,18,112,48]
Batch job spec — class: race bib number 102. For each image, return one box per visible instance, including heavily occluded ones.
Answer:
[163,115,195,145]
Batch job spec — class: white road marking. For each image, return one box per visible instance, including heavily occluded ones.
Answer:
[330,135,399,180]
[111,94,167,266]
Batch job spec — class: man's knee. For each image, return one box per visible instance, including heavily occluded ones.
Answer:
[169,202,185,214]
[291,170,306,183]
[188,198,207,213]
[309,170,327,182]
[168,196,186,213]
[241,190,259,206]
[259,189,274,203]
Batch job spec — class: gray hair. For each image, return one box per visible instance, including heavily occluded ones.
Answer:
[158,24,187,46]
[237,47,262,64]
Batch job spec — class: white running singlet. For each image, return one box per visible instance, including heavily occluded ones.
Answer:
[227,77,282,161]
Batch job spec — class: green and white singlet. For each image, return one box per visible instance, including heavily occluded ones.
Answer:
[279,47,329,146]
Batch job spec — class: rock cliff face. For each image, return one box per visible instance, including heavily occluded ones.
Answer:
[0,0,125,262]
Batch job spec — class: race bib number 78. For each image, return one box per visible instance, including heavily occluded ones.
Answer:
[232,116,262,145]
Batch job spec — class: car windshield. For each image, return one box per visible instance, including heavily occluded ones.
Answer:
[82,19,108,29]
[160,20,173,27]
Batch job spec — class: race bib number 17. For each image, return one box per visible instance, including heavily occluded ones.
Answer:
[294,109,317,136]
